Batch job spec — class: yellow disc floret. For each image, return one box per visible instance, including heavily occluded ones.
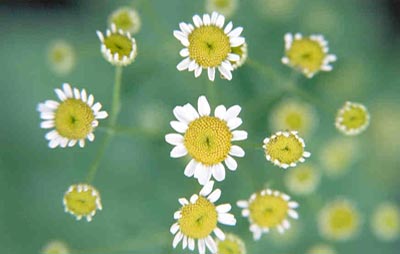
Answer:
[63,184,102,222]
[336,102,370,135]
[184,116,232,165]
[286,38,325,74]
[179,196,218,239]
[189,26,231,68]
[55,99,95,140]
[217,234,246,254]
[249,193,289,228]
[103,33,134,60]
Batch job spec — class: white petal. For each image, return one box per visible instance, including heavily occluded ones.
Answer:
[182,236,188,249]
[81,89,87,102]
[288,209,299,219]
[214,227,225,240]
[203,14,211,25]
[73,88,80,99]
[170,121,188,133]
[198,239,206,254]
[184,159,197,177]
[227,117,242,130]
[211,12,218,24]
[229,145,245,157]
[173,30,187,42]
[194,66,202,77]
[178,198,189,206]
[45,130,58,140]
[218,213,236,225]
[79,139,85,147]
[218,65,232,80]
[224,21,233,34]
[228,27,243,38]
[188,60,197,72]
[87,133,95,142]
[177,57,191,71]
[232,130,247,141]
[173,232,183,248]
[48,137,60,148]
[207,67,215,81]
[193,15,203,27]
[237,200,248,208]
[205,236,217,253]
[44,100,59,109]
[40,112,55,120]
[170,223,179,234]
[96,111,108,119]
[92,102,102,112]
[212,164,225,182]
[87,95,94,106]
[207,189,221,203]
[224,156,237,171]
[214,105,227,120]
[198,96,211,116]
[197,166,212,185]
[190,194,199,203]
[230,37,245,47]
[54,89,66,101]
[179,22,192,34]
[216,14,225,28]
[289,201,299,208]
[188,238,195,250]
[173,106,190,124]
[170,145,188,158]
[227,53,240,61]
[40,120,54,129]
[200,180,214,197]
[165,133,184,146]
[179,48,189,57]
[225,105,241,120]
[62,83,73,98]
[216,204,231,213]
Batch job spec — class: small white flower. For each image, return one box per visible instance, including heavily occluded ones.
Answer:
[170,181,236,254]
[335,101,370,135]
[165,95,247,185]
[108,7,141,34]
[37,83,108,148]
[174,12,245,81]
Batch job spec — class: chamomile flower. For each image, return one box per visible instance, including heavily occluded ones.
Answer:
[282,33,337,78]
[63,183,102,222]
[170,181,236,254]
[230,42,248,70]
[97,24,137,66]
[108,7,141,34]
[206,0,238,18]
[237,189,299,240]
[37,83,108,148]
[270,98,318,137]
[263,131,311,169]
[335,101,370,135]
[371,202,400,241]
[47,40,76,76]
[307,244,336,254]
[318,199,361,241]
[216,233,246,254]
[284,164,320,196]
[165,95,247,185]
[41,240,70,254]
[173,12,245,81]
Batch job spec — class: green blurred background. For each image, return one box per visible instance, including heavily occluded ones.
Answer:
[0,0,399,253]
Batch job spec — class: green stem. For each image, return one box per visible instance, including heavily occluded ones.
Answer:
[86,66,123,183]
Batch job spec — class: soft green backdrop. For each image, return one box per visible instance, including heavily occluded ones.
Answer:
[0,0,399,253]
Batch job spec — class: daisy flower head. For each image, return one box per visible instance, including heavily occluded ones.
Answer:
[318,199,361,241]
[270,98,318,137]
[371,202,400,242]
[173,12,245,81]
[108,7,141,34]
[335,101,370,135]
[237,189,299,240]
[282,33,337,78]
[284,164,320,196]
[63,183,102,222]
[206,0,238,18]
[263,131,311,169]
[97,24,137,66]
[170,181,236,254]
[37,83,108,148]
[41,240,69,254]
[47,40,76,76]
[216,233,246,254]
[165,95,247,185]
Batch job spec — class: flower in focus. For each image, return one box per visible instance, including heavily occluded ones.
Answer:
[63,183,102,222]
[318,199,361,241]
[108,7,141,34]
[47,40,76,75]
[269,98,318,137]
[371,202,400,241]
[263,131,311,169]
[97,24,138,66]
[216,233,246,254]
[237,189,299,240]
[282,33,337,78]
[37,83,108,148]
[173,12,245,81]
[165,95,247,185]
[335,101,370,135]
[206,0,238,18]
[284,164,320,196]
[170,181,236,254]
[41,240,69,254]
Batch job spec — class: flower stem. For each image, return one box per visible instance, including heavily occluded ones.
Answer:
[86,66,123,183]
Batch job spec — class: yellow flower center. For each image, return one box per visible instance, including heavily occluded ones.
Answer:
[179,196,218,239]
[111,11,134,31]
[286,38,325,73]
[217,235,244,254]
[104,33,133,60]
[188,26,231,67]
[55,99,94,140]
[214,0,231,8]
[184,116,232,165]
[265,133,304,165]
[339,104,368,130]
[328,206,357,234]
[52,48,67,63]
[285,111,303,130]
[294,167,312,182]
[64,185,100,217]
[249,194,289,228]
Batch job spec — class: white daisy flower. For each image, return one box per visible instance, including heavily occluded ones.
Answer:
[173,12,245,81]
[170,181,236,254]
[108,7,141,34]
[165,95,247,185]
[97,24,137,66]
[37,83,108,148]
[237,189,299,240]
[335,101,370,136]
[282,33,337,78]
